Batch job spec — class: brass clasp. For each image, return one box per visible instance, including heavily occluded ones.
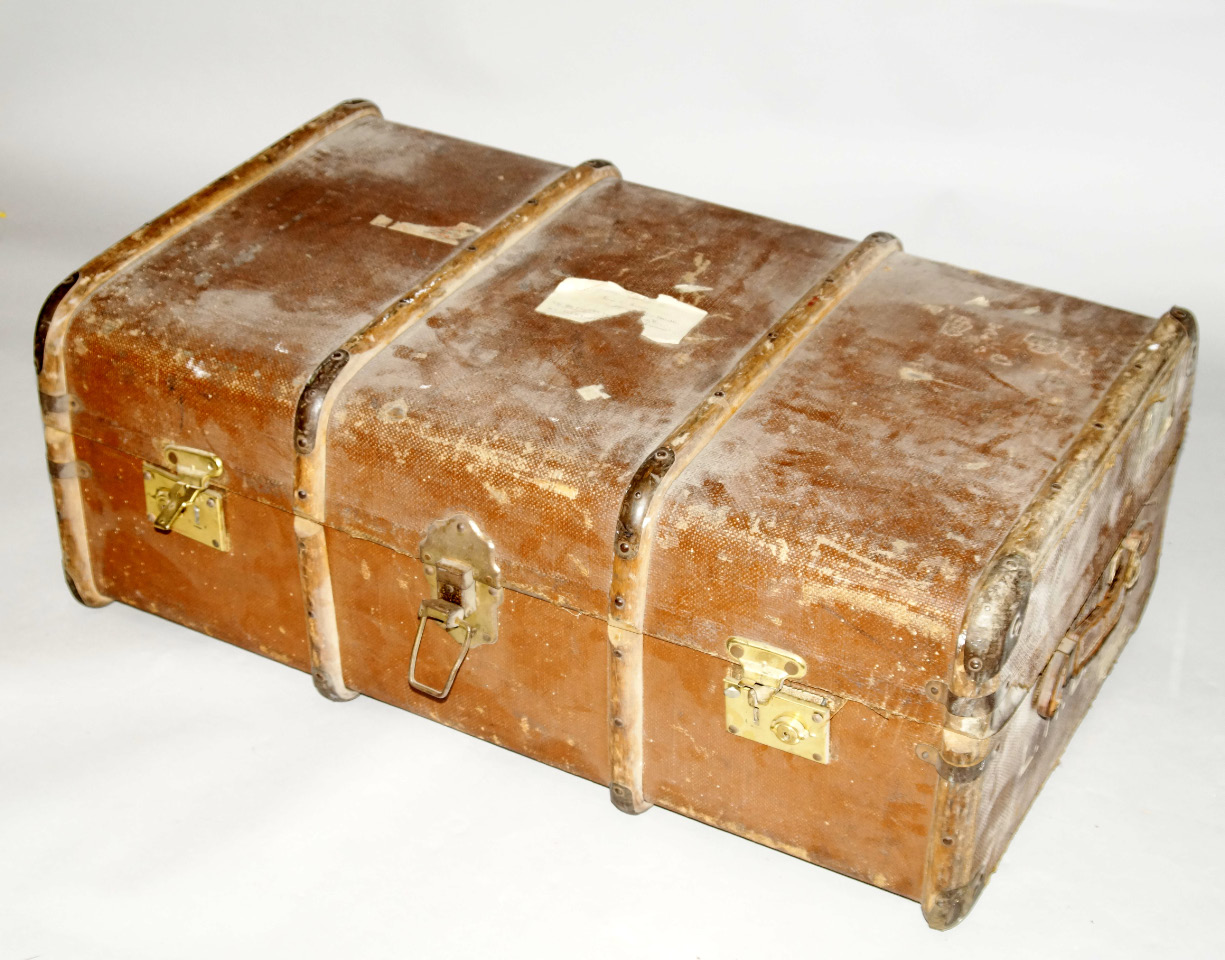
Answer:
[408,515,501,700]
[143,446,228,551]
[724,637,832,763]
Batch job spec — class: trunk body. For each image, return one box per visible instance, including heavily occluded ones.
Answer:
[36,102,1197,927]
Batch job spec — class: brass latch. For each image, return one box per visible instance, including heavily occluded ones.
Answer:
[410,515,502,700]
[724,637,831,763]
[143,446,229,551]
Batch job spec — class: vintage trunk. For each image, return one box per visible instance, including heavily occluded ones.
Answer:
[34,100,1197,928]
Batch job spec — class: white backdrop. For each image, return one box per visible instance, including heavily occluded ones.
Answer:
[2,1,1222,956]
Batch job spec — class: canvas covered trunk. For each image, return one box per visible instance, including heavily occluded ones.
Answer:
[34,100,1197,928]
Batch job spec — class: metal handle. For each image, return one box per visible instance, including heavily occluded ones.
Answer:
[1034,526,1151,719]
[409,598,473,700]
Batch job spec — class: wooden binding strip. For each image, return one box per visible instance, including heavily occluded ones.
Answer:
[605,231,902,814]
[293,159,621,701]
[35,98,380,607]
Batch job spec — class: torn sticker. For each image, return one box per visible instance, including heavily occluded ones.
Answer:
[370,215,481,246]
[576,384,611,401]
[536,278,707,345]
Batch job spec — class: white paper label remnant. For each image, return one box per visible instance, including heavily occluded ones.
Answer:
[535,278,708,345]
[576,384,611,401]
[370,214,481,246]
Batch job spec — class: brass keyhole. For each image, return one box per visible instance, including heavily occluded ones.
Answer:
[771,716,808,745]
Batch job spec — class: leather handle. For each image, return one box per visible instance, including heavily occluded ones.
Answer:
[1033,525,1152,720]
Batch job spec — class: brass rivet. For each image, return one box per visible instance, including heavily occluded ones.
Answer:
[613,717,624,728]
[967,656,983,672]
[729,644,744,659]
[728,725,739,735]
[613,595,625,609]
[784,662,799,676]
[167,451,178,464]
[296,489,308,499]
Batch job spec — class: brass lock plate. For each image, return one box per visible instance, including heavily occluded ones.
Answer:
[724,637,831,763]
[142,447,229,551]
[419,514,501,647]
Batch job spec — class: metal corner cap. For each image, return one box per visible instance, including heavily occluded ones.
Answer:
[867,230,902,250]
[1168,305,1198,347]
[294,348,350,455]
[609,782,646,815]
[337,97,382,117]
[34,271,80,375]
[922,877,986,931]
[614,445,676,561]
[63,565,110,608]
[962,552,1032,681]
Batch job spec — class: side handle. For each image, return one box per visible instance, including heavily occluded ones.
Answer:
[1033,525,1152,719]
